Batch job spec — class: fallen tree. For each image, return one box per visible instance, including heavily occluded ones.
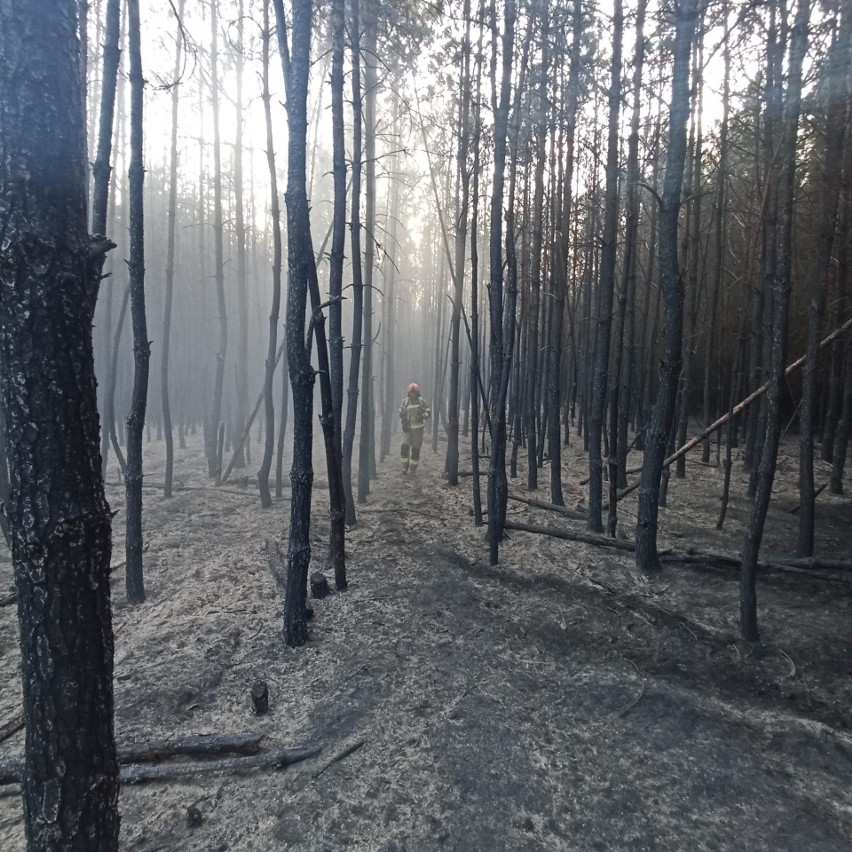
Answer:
[502,520,852,579]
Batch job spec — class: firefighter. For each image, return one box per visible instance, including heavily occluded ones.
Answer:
[399,383,431,474]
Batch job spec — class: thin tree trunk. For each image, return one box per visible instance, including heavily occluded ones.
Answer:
[342,0,363,525]
[740,0,810,641]
[124,0,149,605]
[161,0,186,499]
[588,0,622,533]
[273,0,315,647]
[486,0,516,565]
[634,0,698,573]
[258,0,283,509]
[797,8,850,555]
[208,0,228,481]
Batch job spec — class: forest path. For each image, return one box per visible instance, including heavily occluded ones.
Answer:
[1,435,850,851]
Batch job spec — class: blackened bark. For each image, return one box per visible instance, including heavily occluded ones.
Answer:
[446,0,473,487]
[614,0,646,514]
[233,0,249,470]
[90,0,120,237]
[125,0,149,605]
[635,0,697,573]
[358,1,378,504]
[0,0,120,845]
[797,9,850,555]
[275,0,315,647]
[208,0,228,481]
[162,0,186,500]
[589,0,623,533]
[258,0,283,510]
[342,0,363,526]
[740,0,810,641]
[486,0,516,565]
[526,2,548,492]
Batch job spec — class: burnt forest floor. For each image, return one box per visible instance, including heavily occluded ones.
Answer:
[1,429,851,851]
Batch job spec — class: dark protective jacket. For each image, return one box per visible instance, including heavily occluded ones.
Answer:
[399,394,431,432]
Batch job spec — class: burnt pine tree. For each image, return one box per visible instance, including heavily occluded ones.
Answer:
[740,0,811,642]
[634,0,698,574]
[258,0,283,509]
[161,0,186,499]
[274,0,317,647]
[0,0,120,846]
[124,0,149,605]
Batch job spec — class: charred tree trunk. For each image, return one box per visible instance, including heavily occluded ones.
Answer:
[124,0,149,605]
[258,0,283,509]
[634,0,697,573]
[274,0,315,647]
[797,9,850,555]
[486,0,516,565]
[358,1,378,503]
[740,0,810,641]
[342,0,363,526]
[207,0,228,482]
[0,0,120,844]
[233,0,249,470]
[589,0,623,532]
[161,0,185,499]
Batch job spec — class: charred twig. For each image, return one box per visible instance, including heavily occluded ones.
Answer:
[0,713,24,744]
[312,739,365,779]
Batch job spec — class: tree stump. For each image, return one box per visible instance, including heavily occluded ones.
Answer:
[310,572,329,600]
[251,680,269,716]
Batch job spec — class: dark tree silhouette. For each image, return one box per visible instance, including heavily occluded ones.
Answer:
[0,0,120,845]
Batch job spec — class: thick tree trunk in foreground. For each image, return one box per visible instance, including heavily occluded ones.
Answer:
[125,0,149,605]
[634,0,697,573]
[0,0,120,845]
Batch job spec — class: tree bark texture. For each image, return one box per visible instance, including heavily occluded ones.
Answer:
[0,0,120,846]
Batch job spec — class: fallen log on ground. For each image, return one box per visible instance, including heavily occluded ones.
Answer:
[508,494,587,520]
[503,520,635,552]
[503,521,852,578]
[0,733,265,783]
[118,732,263,764]
[0,745,320,788]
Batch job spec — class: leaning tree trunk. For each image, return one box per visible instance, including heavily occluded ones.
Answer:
[634,0,698,573]
[258,0,283,509]
[124,0,149,605]
[0,0,120,845]
[161,0,186,499]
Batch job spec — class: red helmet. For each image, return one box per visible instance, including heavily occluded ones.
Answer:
[407,383,420,394]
